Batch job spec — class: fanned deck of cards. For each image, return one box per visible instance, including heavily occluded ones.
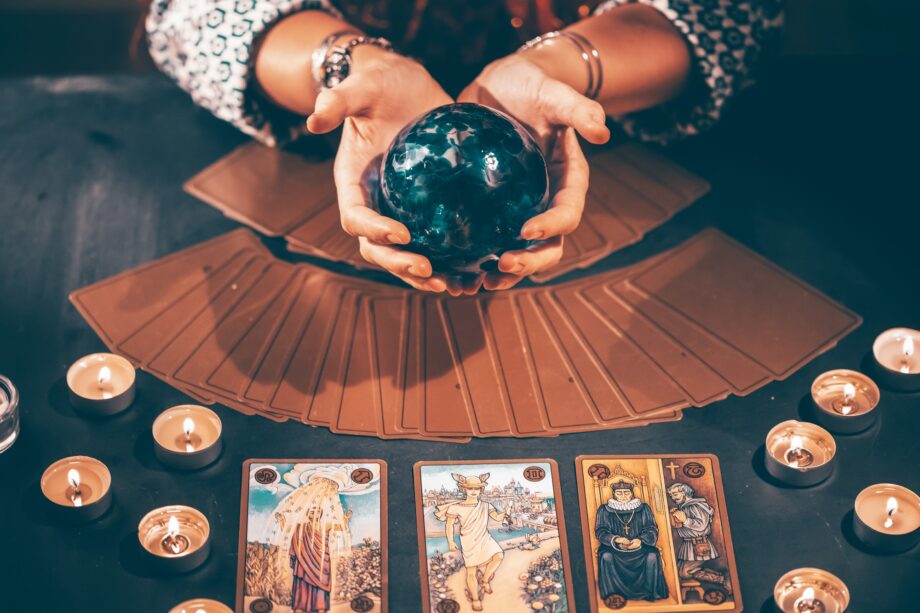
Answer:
[69,227,861,440]
[183,142,711,282]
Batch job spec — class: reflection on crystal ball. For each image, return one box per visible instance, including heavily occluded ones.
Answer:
[379,103,549,273]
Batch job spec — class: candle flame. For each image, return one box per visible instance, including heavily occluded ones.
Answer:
[167,515,180,537]
[183,417,195,438]
[904,336,915,358]
[790,435,804,451]
[884,496,898,528]
[842,382,856,400]
[67,468,81,489]
[802,587,815,601]
[97,366,112,387]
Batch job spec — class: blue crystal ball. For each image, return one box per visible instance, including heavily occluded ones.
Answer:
[379,103,549,273]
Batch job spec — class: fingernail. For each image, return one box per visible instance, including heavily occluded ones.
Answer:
[522,227,543,240]
[386,233,407,244]
[409,264,430,278]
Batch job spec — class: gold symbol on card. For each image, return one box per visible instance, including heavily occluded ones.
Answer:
[523,466,546,482]
[351,467,373,484]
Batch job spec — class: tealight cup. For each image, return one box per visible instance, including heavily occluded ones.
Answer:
[67,353,136,416]
[0,375,20,453]
[773,567,850,613]
[871,327,920,392]
[138,505,211,573]
[765,420,836,487]
[152,405,223,470]
[810,369,880,434]
[168,598,233,613]
[40,456,113,522]
[853,483,920,553]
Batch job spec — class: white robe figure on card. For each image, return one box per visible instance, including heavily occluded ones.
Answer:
[435,473,506,611]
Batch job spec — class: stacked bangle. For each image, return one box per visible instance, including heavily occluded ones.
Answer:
[311,30,360,89]
[518,30,604,100]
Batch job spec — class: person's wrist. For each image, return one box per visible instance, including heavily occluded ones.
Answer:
[517,36,590,95]
[350,42,395,72]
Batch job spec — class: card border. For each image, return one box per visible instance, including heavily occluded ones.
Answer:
[413,458,575,613]
[574,454,742,613]
[236,458,389,613]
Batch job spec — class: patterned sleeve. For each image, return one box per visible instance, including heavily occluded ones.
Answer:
[594,0,784,143]
[146,0,341,146]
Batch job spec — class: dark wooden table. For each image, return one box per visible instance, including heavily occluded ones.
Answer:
[0,60,917,612]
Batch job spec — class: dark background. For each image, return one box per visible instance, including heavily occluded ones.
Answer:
[1,1,919,612]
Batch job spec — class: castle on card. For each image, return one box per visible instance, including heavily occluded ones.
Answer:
[422,477,558,530]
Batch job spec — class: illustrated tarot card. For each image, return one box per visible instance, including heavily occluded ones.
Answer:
[237,459,388,613]
[575,455,742,612]
[414,459,575,613]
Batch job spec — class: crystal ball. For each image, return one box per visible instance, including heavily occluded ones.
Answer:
[379,103,549,273]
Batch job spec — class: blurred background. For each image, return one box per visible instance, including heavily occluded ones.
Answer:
[1,0,919,75]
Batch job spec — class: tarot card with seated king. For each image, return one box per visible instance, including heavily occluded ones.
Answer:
[414,459,575,613]
[575,455,741,613]
[237,460,388,613]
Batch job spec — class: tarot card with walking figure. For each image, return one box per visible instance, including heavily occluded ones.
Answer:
[237,460,388,613]
[415,460,575,613]
[575,455,742,612]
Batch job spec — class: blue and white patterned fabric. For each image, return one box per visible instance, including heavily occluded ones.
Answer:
[595,0,784,142]
[146,0,783,146]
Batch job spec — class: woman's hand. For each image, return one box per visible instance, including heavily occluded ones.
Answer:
[307,48,481,294]
[459,53,610,290]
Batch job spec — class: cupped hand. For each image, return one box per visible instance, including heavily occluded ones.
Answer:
[459,54,610,290]
[307,49,481,295]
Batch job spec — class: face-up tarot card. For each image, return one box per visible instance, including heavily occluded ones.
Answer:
[415,460,575,613]
[237,460,388,613]
[574,455,741,612]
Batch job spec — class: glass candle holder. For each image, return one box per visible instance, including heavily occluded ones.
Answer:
[40,456,113,522]
[0,375,20,453]
[810,369,880,434]
[168,599,232,613]
[765,420,837,487]
[774,568,850,613]
[871,328,920,392]
[853,483,920,553]
[152,405,223,471]
[138,505,211,573]
[67,353,136,416]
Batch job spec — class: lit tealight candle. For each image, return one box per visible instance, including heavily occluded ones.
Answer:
[152,405,222,471]
[67,353,136,416]
[765,420,837,487]
[40,456,113,522]
[0,374,20,453]
[810,369,880,434]
[138,505,211,573]
[853,483,920,553]
[168,599,233,613]
[872,328,920,391]
[774,568,849,613]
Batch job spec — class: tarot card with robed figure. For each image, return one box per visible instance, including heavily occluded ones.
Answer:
[575,455,742,613]
[236,460,388,613]
[414,459,575,613]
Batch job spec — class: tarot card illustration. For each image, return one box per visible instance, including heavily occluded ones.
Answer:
[415,460,574,613]
[237,460,387,613]
[575,455,741,612]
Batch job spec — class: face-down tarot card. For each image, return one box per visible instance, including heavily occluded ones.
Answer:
[238,460,387,613]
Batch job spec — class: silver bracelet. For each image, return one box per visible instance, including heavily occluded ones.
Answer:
[317,35,394,90]
[518,30,603,100]
[311,30,361,91]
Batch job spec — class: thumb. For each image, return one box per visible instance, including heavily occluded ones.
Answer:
[538,78,610,144]
[306,72,381,134]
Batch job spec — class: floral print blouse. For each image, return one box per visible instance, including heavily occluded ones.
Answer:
[145,0,783,146]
